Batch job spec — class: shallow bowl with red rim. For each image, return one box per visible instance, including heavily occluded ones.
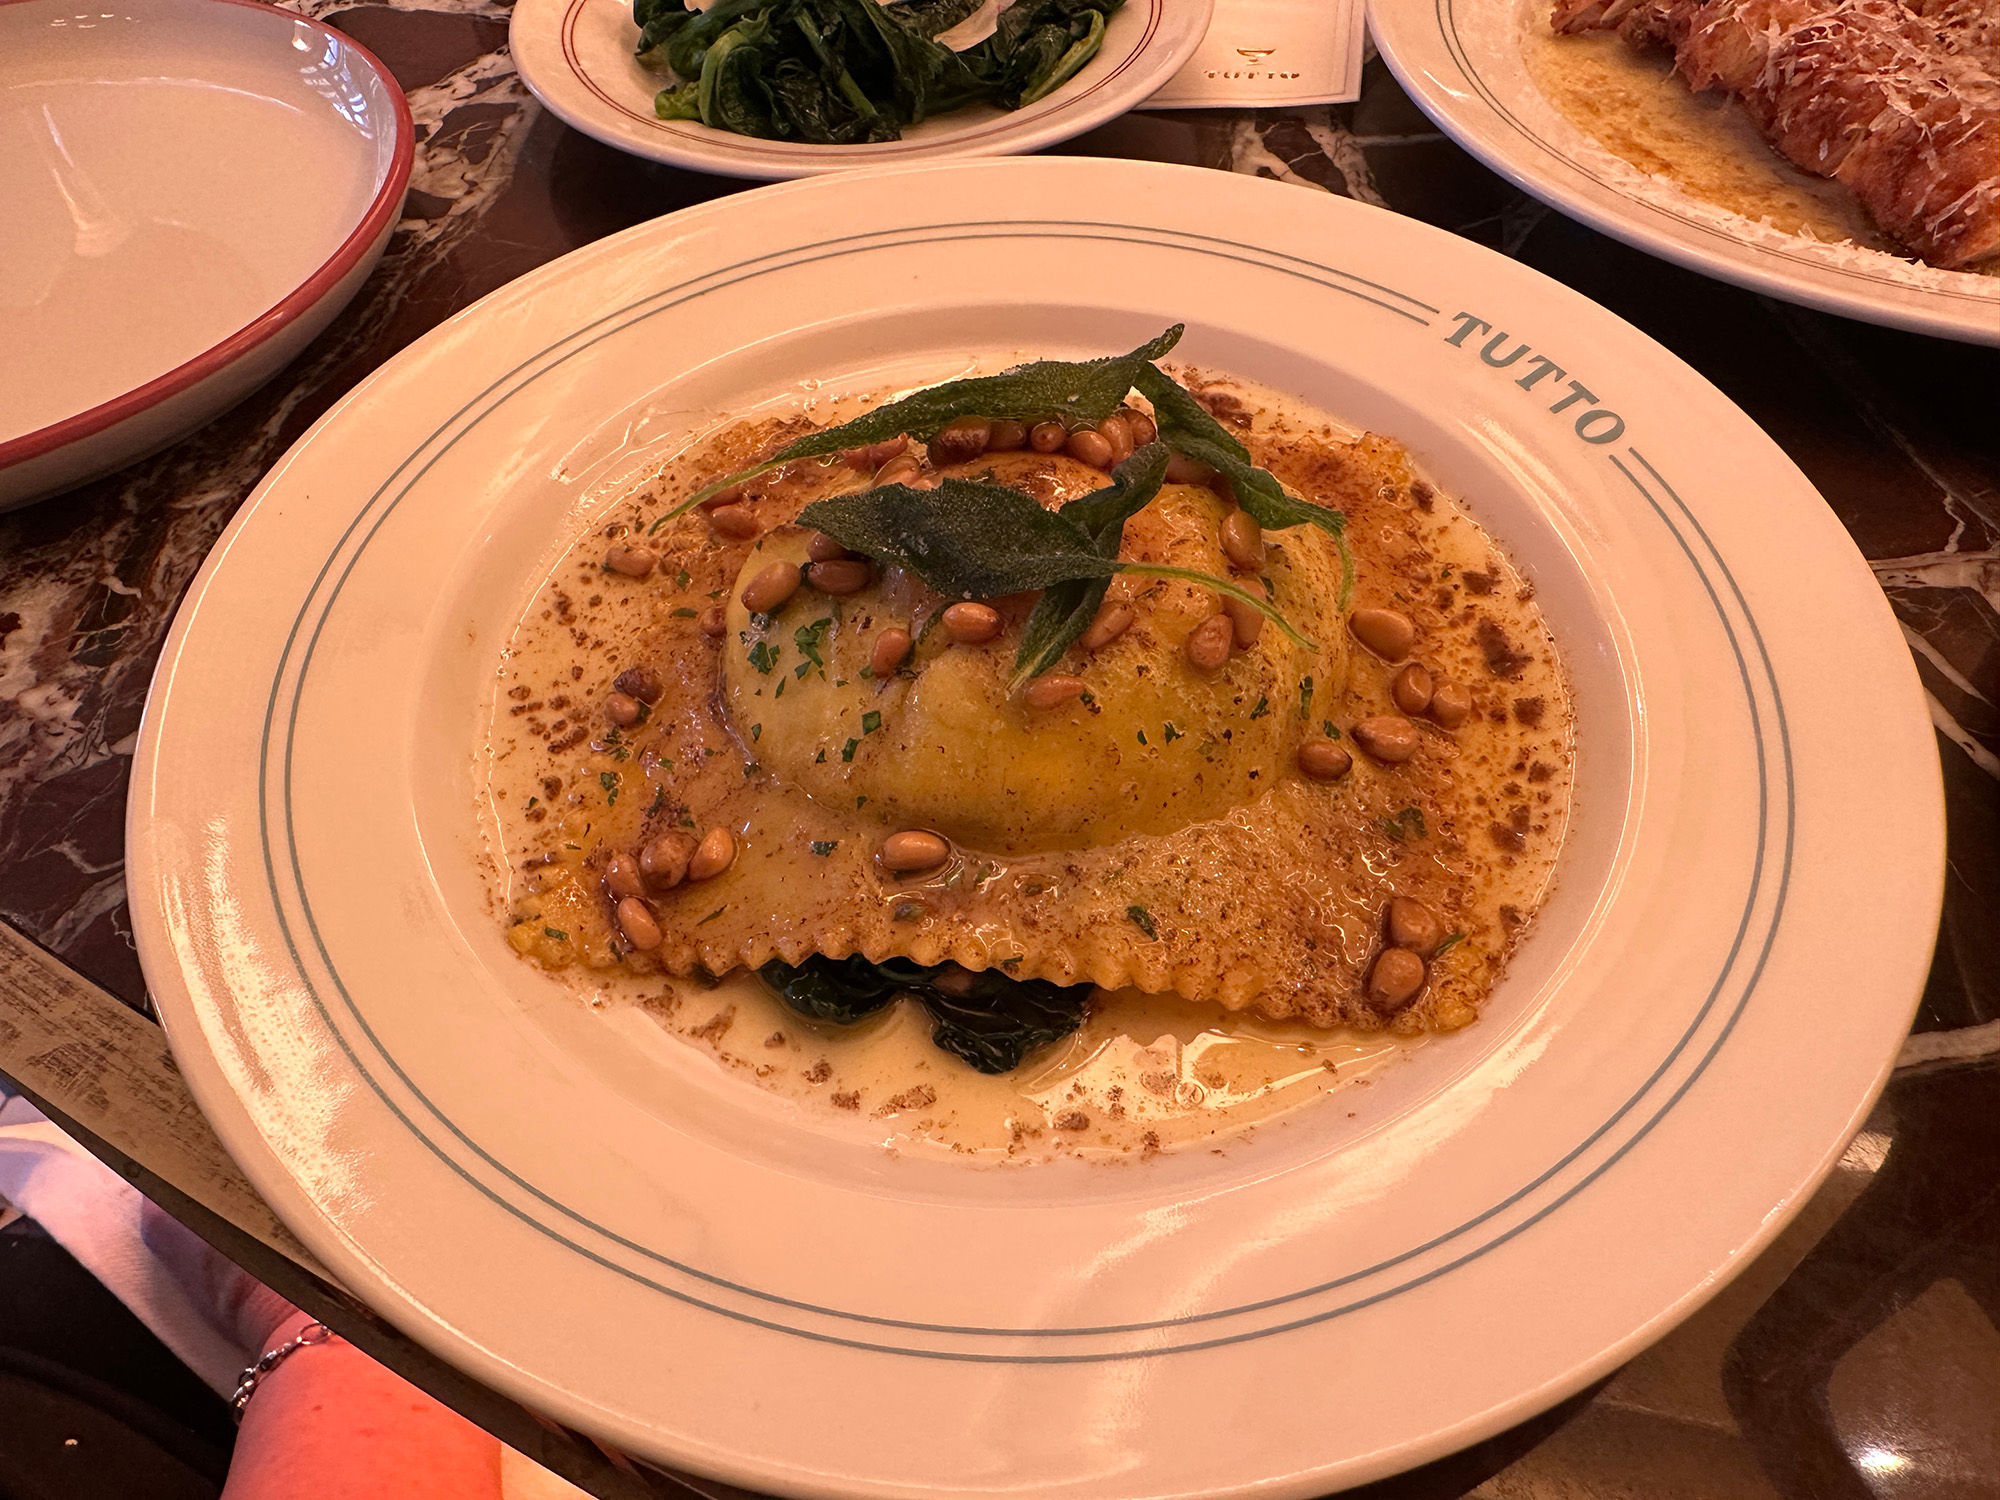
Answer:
[0,0,413,509]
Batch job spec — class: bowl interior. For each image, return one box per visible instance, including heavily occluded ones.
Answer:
[0,0,404,446]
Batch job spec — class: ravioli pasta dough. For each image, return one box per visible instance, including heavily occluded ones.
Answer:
[491,360,1573,1052]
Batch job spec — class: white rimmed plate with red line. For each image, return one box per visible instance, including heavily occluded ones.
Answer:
[0,0,413,508]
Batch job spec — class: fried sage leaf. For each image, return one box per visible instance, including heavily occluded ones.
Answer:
[1136,365,1355,605]
[1013,443,1168,682]
[798,478,1117,600]
[662,328,1183,518]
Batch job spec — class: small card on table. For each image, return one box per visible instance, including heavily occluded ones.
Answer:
[1143,0,1367,108]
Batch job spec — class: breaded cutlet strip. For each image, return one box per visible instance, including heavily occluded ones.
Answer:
[1904,0,2000,78]
[1551,0,2000,267]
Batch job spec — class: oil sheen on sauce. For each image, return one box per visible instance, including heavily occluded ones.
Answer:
[1526,23,2000,276]
[477,375,1575,1164]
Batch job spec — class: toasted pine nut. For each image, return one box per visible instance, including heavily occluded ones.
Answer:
[616,897,662,951]
[880,830,951,873]
[1064,429,1114,470]
[698,604,728,638]
[1023,674,1087,710]
[706,504,760,540]
[1219,510,1264,571]
[1165,453,1215,485]
[1428,681,1473,729]
[874,455,922,488]
[639,831,696,888]
[1221,593,1264,649]
[988,419,1029,452]
[1184,613,1234,671]
[1078,602,1135,652]
[929,416,992,466]
[841,436,907,470]
[1367,948,1427,1010]
[688,826,735,881]
[1297,738,1352,781]
[807,559,871,595]
[1386,897,1445,953]
[1098,414,1133,463]
[1391,662,1434,716]
[604,545,657,578]
[806,531,852,563]
[1124,409,1157,446]
[870,627,912,677]
[943,602,1001,644]
[605,854,645,900]
[1352,714,1421,763]
[605,692,643,727]
[1349,607,1417,661]
[739,561,801,615]
[613,665,662,703]
[697,483,746,511]
[1029,421,1066,453]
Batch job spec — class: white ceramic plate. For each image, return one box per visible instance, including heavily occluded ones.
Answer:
[0,0,413,509]
[510,0,1211,179]
[1368,0,2000,346]
[130,157,1943,1499]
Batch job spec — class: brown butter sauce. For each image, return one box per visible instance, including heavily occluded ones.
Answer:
[479,375,1575,1164]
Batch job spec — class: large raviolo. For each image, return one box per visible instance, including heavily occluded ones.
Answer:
[495,343,1574,1057]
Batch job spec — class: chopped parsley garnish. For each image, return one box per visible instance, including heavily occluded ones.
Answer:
[748,640,779,675]
[675,568,691,589]
[1248,695,1270,720]
[794,617,832,674]
[861,709,882,735]
[670,607,697,619]
[744,761,761,777]
[646,786,666,818]
[697,907,725,925]
[542,926,568,941]
[1125,904,1157,939]
[1380,806,1428,841]
[841,738,859,763]
[1322,720,1339,739]
[1433,931,1467,956]
[1161,722,1183,743]
[751,723,762,741]
[598,771,619,805]
[814,748,827,763]
[810,840,838,857]
[525,796,538,810]
[1297,675,1315,720]
[774,677,787,698]
[1136,729,1148,746]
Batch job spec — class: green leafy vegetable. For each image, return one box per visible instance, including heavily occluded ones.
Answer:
[1380,806,1428,841]
[759,954,1090,1073]
[800,478,1116,599]
[636,0,1121,144]
[1125,904,1157,938]
[1013,443,1169,682]
[799,448,1314,681]
[661,330,1180,518]
[1135,365,1355,605]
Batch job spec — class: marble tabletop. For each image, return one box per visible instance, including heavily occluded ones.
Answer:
[2,3,1997,1496]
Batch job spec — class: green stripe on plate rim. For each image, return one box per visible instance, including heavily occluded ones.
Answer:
[241,220,1793,1359]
